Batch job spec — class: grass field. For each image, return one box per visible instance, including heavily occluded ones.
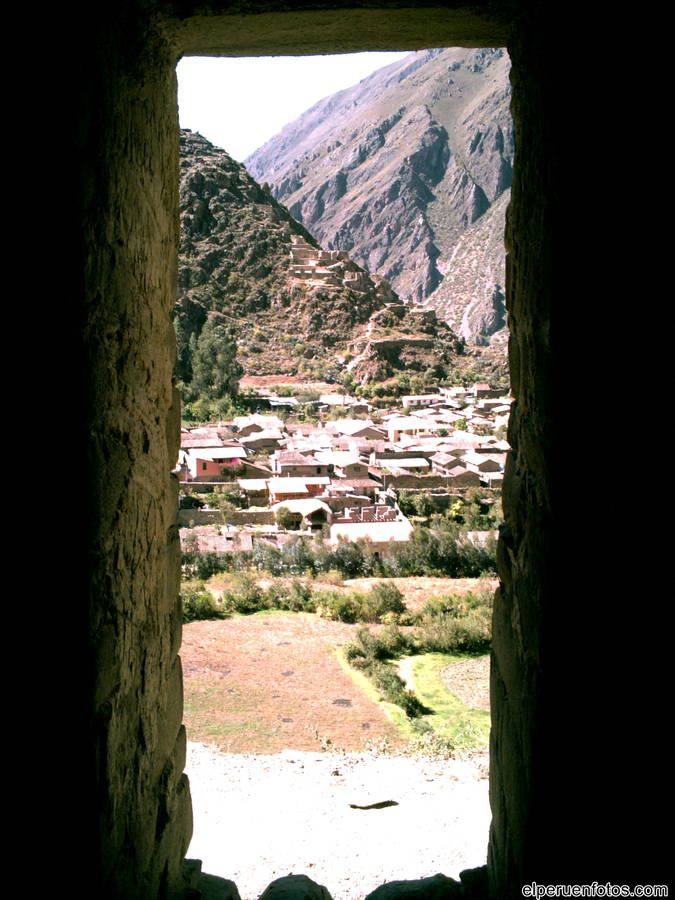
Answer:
[398,653,490,746]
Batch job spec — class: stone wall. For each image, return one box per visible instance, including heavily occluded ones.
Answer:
[381,473,452,489]
[229,509,275,526]
[80,8,192,898]
[177,510,222,526]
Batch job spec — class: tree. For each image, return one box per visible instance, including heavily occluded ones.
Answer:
[275,506,302,531]
[188,313,242,403]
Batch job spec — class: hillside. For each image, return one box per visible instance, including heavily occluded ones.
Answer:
[246,47,512,348]
[177,129,480,395]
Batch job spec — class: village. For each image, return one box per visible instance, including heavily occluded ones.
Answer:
[176,382,512,556]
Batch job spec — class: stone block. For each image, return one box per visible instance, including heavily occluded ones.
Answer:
[363,874,461,900]
[259,874,333,900]
[197,873,242,900]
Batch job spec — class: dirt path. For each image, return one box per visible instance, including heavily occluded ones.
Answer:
[186,742,491,900]
[396,656,416,692]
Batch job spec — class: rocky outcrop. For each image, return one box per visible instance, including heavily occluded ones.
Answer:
[246,48,512,347]
[424,190,509,346]
[346,303,464,385]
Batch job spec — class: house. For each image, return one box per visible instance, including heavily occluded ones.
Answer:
[382,457,431,474]
[180,445,247,480]
[270,450,330,478]
[238,428,285,452]
[402,393,444,409]
[328,517,414,550]
[231,414,285,436]
[267,477,310,502]
[180,425,228,448]
[325,419,387,440]
[179,527,253,553]
[431,452,467,475]
[333,504,399,524]
[267,476,330,504]
[318,393,359,407]
[446,470,481,488]
[271,499,332,530]
[325,478,380,500]
[314,450,369,479]
[237,478,269,506]
[463,452,507,473]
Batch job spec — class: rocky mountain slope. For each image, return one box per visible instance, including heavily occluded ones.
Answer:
[245,47,512,347]
[177,129,471,390]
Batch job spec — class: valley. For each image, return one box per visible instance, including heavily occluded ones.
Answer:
[175,47,511,761]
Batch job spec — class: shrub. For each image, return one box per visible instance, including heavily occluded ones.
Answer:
[415,609,491,654]
[181,581,227,623]
[377,622,415,657]
[364,582,406,622]
[221,573,267,614]
[318,569,344,586]
[370,663,429,717]
[275,507,302,530]
[316,590,360,623]
[280,579,316,613]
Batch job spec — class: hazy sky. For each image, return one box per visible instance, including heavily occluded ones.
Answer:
[177,52,411,162]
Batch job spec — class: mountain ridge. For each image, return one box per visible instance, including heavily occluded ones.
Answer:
[176,129,493,406]
[246,47,512,348]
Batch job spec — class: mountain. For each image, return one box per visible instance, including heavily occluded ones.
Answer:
[245,47,512,348]
[176,129,474,394]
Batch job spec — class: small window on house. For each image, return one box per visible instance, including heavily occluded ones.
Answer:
[201,462,207,471]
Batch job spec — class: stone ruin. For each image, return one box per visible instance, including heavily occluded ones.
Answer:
[289,234,370,290]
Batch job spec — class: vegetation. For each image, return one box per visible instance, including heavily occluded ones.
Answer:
[340,585,492,724]
[401,654,490,747]
[181,563,493,739]
[180,580,229,622]
[182,527,497,584]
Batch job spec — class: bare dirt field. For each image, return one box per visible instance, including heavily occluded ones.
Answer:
[182,613,407,754]
[182,578,495,754]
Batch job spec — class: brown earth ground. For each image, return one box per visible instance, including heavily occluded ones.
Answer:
[182,578,495,754]
[182,613,407,754]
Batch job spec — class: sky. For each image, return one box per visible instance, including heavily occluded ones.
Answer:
[177,52,411,162]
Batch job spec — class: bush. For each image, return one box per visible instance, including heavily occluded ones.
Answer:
[415,609,491,654]
[343,626,407,664]
[275,507,302,531]
[221,573,267,614]
[181,581,227,623]
[362,582,406,622]
[318,569,344,586]
[316,590,360,623]
[377,622,415,657]
[370,663,429,717]
[279,579,316,613]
